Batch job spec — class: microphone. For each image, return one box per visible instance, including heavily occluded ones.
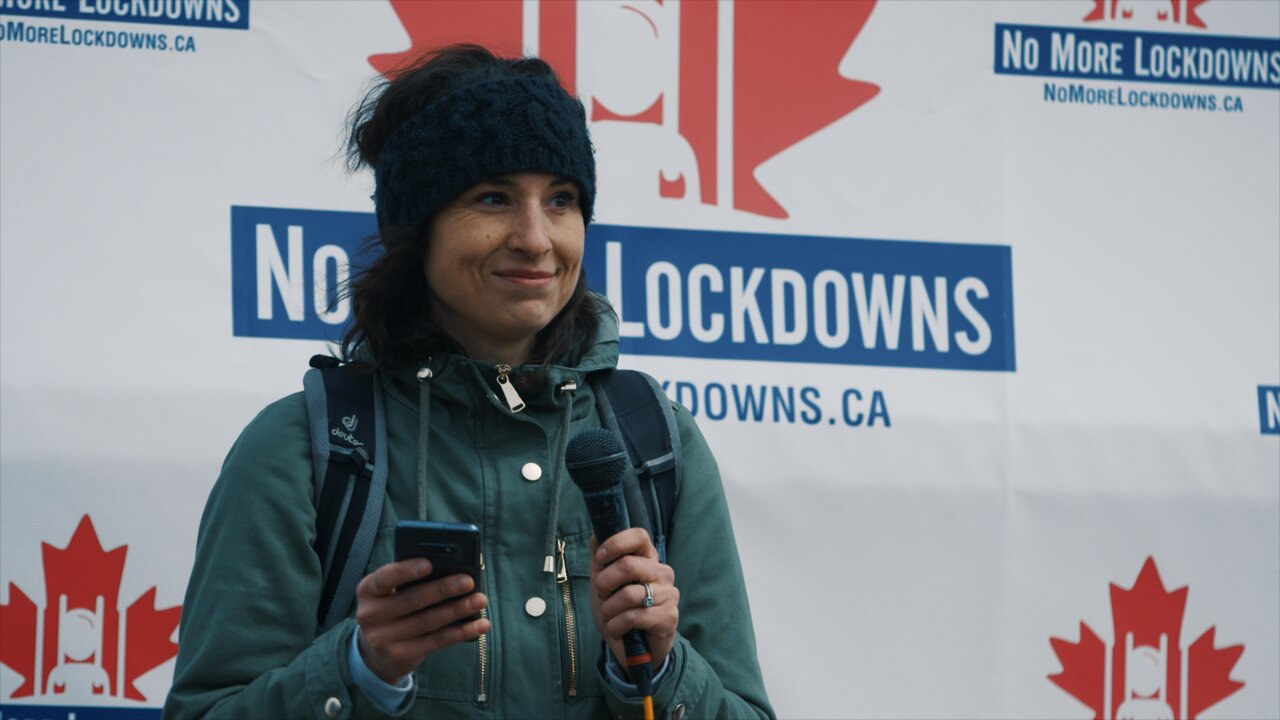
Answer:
[565,428,654,697]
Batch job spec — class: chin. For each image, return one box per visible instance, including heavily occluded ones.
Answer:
[510,300,565,327]
[500,312,559,342]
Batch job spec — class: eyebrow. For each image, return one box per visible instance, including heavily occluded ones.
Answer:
[481,176,576,188]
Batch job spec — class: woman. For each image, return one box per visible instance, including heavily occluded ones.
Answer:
[165,45,773,720]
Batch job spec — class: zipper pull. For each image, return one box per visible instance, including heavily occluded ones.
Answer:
[479,552,486,572]
[495,364,526,413]
[556,538,568,583]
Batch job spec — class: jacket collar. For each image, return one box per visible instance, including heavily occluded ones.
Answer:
[371,302,620,413]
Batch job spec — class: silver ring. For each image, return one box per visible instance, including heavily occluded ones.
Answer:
[642,582,655,608]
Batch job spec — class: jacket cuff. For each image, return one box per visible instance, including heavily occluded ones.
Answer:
[348,626,416,715]
[600,642,673,698]
[302,619,412,720]
[599,636,706,720]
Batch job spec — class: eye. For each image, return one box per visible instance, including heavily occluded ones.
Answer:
[476,191,509,207]
[548,191,578,210]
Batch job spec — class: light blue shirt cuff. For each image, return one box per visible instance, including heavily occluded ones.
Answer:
[602,644,672,700]
[348,627,415,714]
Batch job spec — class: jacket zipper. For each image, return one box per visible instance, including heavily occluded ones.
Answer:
[557,538,579,697]
[495,364,526,413]
[475,551,489,704]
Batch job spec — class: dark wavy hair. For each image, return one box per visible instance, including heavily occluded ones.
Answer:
[341,44,606,370]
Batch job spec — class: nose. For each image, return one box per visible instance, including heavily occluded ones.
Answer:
[507,200,553,257]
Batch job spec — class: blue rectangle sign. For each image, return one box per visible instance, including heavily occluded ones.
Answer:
[230,209,1016,372]
[994,23,1280,90]
[230,205,376,343]
[583,225,1016,372]
[0,705,159,720]
[0,0,249,31]
[1260,385,1280,435]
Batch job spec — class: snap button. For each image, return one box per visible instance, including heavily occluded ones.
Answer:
[525,596,547,617]
[323,696,342,718]
[521,462,542,481]
[672,702,686,720]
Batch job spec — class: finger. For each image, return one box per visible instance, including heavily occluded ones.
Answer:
[367,614,492,677]
[384,591,488,642]
[364,591,488,646]
[594,556,672,600]
[600,581,677,619]
[593,555,650,598]
[359,573,476,626]
[392,572,477,617]
[606,605,679,637]
[360,558,433,598]
[406,615,492,657]
[594,528,656,565]
[405,572,475,606]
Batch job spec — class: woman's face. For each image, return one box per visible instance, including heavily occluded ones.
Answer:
[424,172,585,363]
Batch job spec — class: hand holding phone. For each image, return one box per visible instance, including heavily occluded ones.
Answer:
[356,521,488,683]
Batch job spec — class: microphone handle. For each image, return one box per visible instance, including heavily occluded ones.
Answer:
[579,483,630,541]
[579,484,655,695]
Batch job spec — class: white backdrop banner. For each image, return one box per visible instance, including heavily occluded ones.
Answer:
[1,1,1277,718]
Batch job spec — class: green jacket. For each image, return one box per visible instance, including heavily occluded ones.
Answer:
[165,314,774,720]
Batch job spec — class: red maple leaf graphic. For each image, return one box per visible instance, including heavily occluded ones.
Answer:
[1049,621,1107,713]
[124,588,183,701]
[0,583,38,697]
[0,515,181,701]
[369,0,879,220]
[1186,627,1245,719]
[370,1,525,81]
[1084,0,1208,28]
[731,0,879,218]
[1048,556,1244,719]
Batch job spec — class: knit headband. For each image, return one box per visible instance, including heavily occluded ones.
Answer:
[373,76,595,233]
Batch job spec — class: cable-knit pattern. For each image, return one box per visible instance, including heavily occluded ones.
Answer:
[374,77,596,233]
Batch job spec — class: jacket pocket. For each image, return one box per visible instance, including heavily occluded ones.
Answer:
[558,528,604,699]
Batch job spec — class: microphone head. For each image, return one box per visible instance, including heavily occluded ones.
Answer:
[566,428,631,492]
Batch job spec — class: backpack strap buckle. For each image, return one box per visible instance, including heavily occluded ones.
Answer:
[331,445,374,479]
[634,452,676,482]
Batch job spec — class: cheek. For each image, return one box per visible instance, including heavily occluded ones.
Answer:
[564,247,584,274]
[560,243,585,293]
[422,244,472,311]
[424,236,483,290]
[558,228,586,270]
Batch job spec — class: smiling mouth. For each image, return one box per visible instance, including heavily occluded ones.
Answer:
[495,269,556,287]
[497,269,554,279]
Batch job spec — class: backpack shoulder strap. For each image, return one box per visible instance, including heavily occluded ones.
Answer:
[303,356,388,634]
[590,369,683,563]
